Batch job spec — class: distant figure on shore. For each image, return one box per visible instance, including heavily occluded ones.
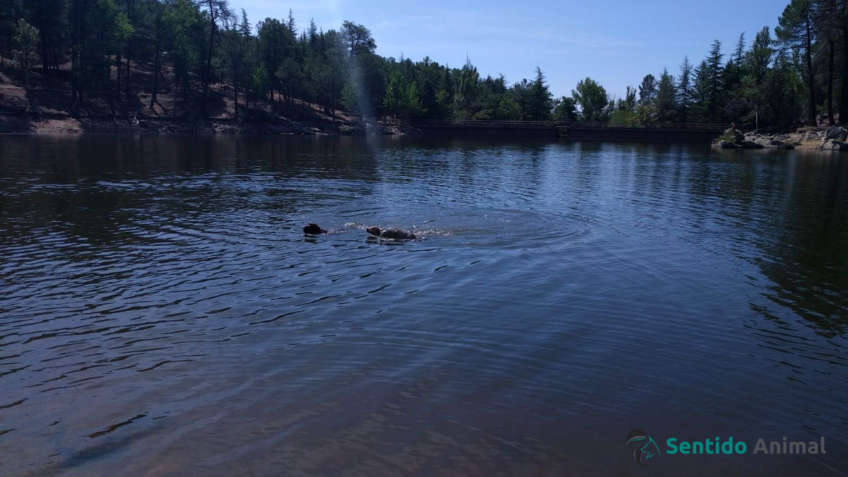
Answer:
[303,223,327,234]
[728,122,744,142]
[367,226,416,240]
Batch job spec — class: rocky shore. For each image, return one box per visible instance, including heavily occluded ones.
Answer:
[715,125,848,151]
[0,111,417,137]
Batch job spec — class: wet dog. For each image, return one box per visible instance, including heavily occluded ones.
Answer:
[303,223,327,234]
[367,226,416,240]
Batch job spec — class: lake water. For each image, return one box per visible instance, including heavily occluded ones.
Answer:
[0,135,846,476]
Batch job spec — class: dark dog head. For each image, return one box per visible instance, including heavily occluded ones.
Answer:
[303,223,327,234]
[366,226,382,237]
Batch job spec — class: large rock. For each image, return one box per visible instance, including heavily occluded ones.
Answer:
[831,140,848,151]
[825,125,847,141]
[720,141,741,149]
[802,131,821,142]
[741,140,765,149]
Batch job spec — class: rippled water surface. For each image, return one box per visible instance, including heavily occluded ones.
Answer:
[1,135,847,476]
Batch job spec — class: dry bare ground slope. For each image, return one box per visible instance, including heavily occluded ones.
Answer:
[0,60,405,136]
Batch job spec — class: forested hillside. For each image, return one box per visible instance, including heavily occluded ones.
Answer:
[0,0,844,131]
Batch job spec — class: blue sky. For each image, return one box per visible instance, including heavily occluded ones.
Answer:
[228,0,788,99]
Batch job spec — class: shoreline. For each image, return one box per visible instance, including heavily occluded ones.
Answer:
[0,112,417,137]
[712,126,848,152]
[3,112,846,154]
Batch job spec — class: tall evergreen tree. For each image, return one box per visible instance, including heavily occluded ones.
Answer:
[638,74,657,105]
[812,0,839,123]
[704,40,725,122]
[777,0,817,125]
[25,0,66,73]
[655,69,677,122]
[745,27,774,128]
[198,0,231,115]
[691,60,712,122]
[733,33,746,63]
[12,18,39,87]
[0,0,22,65]
[677,57,694,122]
[837,0,848,122]
[526,66,553,120]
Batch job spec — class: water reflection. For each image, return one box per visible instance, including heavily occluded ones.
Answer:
[0,135,846,476]
[754,156,848,337]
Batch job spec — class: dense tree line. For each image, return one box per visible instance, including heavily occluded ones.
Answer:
[607,0,848,129]
[0,0,557,121]
[0,0,846,129]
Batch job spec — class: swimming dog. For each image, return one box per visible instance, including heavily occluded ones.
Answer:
[303,223,327,234]
[366,226,416,240]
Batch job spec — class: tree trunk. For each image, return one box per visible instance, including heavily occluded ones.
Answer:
[841,5,848,123]
[116,51,122,97]
[150,42,160,110]
[38,8,49,75]
[233,69,239,119]
[40,38,48,74]
[805,19,817,125]
[202,0,216,117]
[125,0,133,98]
[234,86,239,118]
[70,0,88,116]
[828,38,834,124]
[125,53,131,98]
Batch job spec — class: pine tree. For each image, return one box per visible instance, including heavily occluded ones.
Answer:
[198,0,231,115]
[704,40,724,122]
[744,26,774,128]
[638,74,657,105]
[527,66,553,120]
[655,69,677,123]
[25,0,66,73]
[812,0,839,124]
[777,0,817,125]
[691,60,712,122]
[12,18,39,87]
[677,57,693,122]
[0,0,22,65]
[733,33,746,63]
